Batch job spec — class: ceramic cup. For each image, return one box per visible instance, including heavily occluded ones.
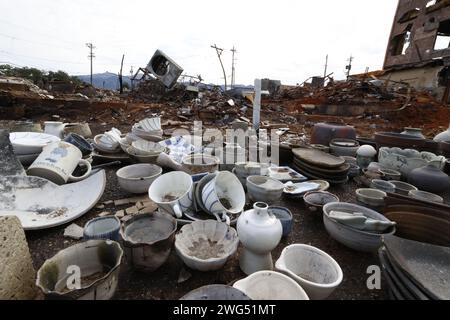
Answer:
[27,141,92,185]
[201,171,245,224]
[148,171,194,218]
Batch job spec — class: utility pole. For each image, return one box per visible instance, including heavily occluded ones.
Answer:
[130,66,134,90]
[211,44,227,92]
[323,54,328,78]
[119,54,125,94]
[86,43,96,86]
[231,46,237,89]
[346,55,354,80]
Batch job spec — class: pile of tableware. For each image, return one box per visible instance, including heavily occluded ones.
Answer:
[292,148,349,184]
[131,117,163,141]
[379,235,449,300]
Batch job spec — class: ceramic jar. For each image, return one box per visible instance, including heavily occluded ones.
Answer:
[356,145,377,170]
[329,139,360,157]
[401,128,425,139]
[237,202,282,275]
[408,164,450,194]
[310,123,356,146]
[434,124,450,142]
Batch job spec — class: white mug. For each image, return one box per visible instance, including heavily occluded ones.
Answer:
[27,141,92,185]
[148,171,193,218]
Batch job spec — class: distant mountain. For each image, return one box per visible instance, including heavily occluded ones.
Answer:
[76,72,131,90]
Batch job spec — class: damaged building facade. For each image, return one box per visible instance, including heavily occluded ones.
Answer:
[381,0,450,102]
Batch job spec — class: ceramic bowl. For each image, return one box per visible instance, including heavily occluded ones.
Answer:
[233,271,309,300]
[83,216,121,241]
[116,164,162,194]
[132,140,166,156]
[64,133,93,157]
[355,188,386,207]
[390,181,418,195]
[139,117,161,132]
[175,220,239,271]
[126,146,161,164]
[408,190,444,203]
[132,124,163,141]
[93,134,120,153]
[322,202,396,252]
[181,154,220,175]
[378,147,445,178]
[379,168,401,181]
[269,206,293,237]
[275,244,343,300]
[120,212,177,272]
[330,138,360,157]
[303,191,340,213]
[180,285,250,300]
[371,179,395,193]
[36,240,123,300]
[9,132,61,155]
[246,176,285,204]
[234,162,270,177]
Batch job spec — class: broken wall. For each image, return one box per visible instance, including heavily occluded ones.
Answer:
[384,0,450,69]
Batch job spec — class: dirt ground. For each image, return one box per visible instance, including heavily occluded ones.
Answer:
[26,167,388,300]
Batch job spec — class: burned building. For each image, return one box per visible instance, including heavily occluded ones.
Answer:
[382,0,450,102]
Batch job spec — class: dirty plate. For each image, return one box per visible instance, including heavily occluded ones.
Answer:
[283,182,320,197]
[268,166,307,183]
[0,170,106,230]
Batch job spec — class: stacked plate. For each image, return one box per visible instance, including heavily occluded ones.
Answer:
[9,132,61,166]
[292,148,349,184]
[379,235,450,300]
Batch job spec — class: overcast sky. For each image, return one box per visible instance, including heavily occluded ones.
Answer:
[0,0,398,85]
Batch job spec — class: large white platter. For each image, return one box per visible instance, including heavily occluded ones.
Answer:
[9,132,61,155]
[0,170,106,230]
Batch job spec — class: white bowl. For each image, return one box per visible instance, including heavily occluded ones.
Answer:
[275,244,343,300]
[9,132,61,155]
[233,271,309,300]
[93,134,120,152]
[246,175,284,204]
[116,164,162,194]
[175,220,239,271]
[322,202,396,252]
[132,140,165,155]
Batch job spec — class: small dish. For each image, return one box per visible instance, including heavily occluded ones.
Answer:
[304,191,340,213]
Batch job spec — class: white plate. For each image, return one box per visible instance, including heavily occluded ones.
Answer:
[283,182,320,196]
[9,132,61,155]
[268,166,307,182]
[0,170,106,230]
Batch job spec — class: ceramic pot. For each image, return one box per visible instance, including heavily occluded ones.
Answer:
[275,244,343,300]
[64,133,93,157]
[268,207,293,237]
[44,121,66,139]
[408,164,450,194]
[148,171,194,218]
[433,124,450,142]
[180,285,250,300]
[181,154,220,175]
[27,141,92,185]
[175,220,239,271]
[64,123,92,138]
[304,191,340,213]
[116,164,162,194]
[401,128,425,139]
[237,202,282,275]
[329,139,360,157]
[83,216,121,241]
[201,171,245,222]
[233,271,309,300]
[120,212,177,272]
[310,123,356,146]
[36,240,123,300]
[246,175,284,205]
[356,145,377,170]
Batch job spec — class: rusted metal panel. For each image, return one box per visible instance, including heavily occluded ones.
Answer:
[384,0,450,69]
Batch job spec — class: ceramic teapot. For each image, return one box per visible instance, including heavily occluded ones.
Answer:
[408,164,450,194]
[237,202,282,275]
